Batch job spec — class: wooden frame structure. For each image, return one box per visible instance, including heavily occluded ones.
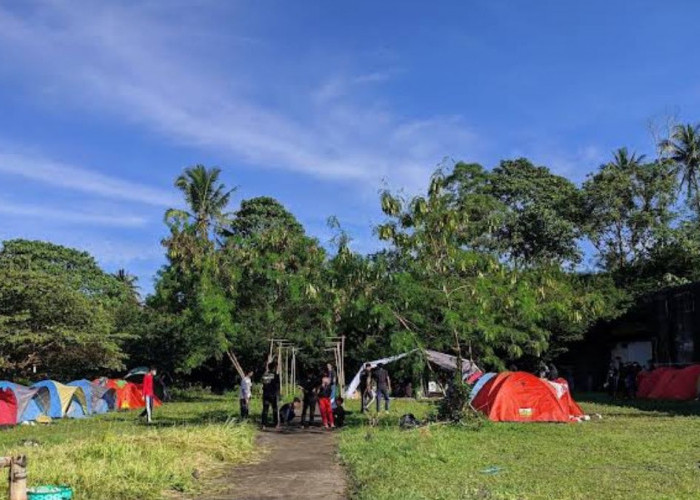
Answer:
[269,339,299,397]
[325,335,346,396]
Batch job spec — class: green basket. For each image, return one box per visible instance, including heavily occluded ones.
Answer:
[27,485,73,500]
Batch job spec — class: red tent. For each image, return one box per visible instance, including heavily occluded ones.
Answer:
[0,387,17,426]
[96,379,161,410]
[638,365,700,400]
[472,372,583,422]
[637,367,673,398]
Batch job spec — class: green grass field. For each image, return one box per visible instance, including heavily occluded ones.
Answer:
[0,393,257,500]
[339,395,700,500]
[1,393,699,500]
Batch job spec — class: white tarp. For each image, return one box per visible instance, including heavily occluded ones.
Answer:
[345,350,418,398]
[345,348,481,398]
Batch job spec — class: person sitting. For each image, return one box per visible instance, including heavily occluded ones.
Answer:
[278,397,301,426]
[333,397,346,427]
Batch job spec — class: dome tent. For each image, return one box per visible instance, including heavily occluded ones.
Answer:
[0,381,50,422]
[32,380,88,419]
[471,372,584,422]
[68,380,117,414]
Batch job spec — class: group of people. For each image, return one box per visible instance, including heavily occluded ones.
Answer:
[605,357,645,399]
[239,362,347,430]
[358,362,392,413]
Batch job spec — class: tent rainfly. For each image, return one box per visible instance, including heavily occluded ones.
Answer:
[346,349,481,398]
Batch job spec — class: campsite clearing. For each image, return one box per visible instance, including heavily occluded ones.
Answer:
[1,393,699,499]
[340,395,700,500]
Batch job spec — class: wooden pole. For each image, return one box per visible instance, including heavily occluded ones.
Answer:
[2,455,27,500]
[340,335,346,396]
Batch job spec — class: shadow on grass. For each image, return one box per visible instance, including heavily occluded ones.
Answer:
[576,391,700,417]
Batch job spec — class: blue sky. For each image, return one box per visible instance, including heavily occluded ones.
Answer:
[1,1,699,292]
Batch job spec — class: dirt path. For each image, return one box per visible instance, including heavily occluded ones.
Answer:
[203,427,347,500]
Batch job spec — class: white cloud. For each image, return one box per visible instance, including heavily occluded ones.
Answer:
[0,198,147,227]
[0,2,479,194]
[0,152,178,207]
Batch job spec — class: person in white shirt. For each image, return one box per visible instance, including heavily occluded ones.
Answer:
[239,371,253,419]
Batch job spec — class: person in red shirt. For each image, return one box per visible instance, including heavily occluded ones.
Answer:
[142,366,156,424]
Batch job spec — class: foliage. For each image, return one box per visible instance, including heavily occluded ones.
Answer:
[659,123,700,217]
[375,163,613,369]
[436,371,473,422]
[0,240,134,379]
[165,164,235,240]
[582,148,676,273]
[489,158,582,265]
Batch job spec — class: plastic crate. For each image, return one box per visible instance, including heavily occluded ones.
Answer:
[27,485,73,499]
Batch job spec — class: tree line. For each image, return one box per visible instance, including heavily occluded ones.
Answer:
[1,122,699,386]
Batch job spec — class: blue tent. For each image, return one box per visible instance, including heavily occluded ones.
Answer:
[68,380,116,414]
[0,381,50,422]
[31,380,88,419]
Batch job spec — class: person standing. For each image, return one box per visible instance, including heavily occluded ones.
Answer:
[239,370,253,419]
[374,363,391,413]
[326,362,337,402]
[261,364,281,429]
[142,366,156,424]
[318,375,335,429]
[359,363,372,413]
[300,369,318,428]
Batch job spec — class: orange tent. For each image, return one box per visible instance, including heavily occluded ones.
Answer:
[472,372,583,422]
[96,379,161,410]
[638,365,700,400]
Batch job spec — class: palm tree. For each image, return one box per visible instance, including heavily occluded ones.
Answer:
[165,165,236,240]
[114,268,140,300]
[659,123,700,216]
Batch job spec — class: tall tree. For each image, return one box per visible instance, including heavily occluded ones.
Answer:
[488,158,582,266]
[114,268,140,301]
[0,240,131,379]
[659,123,700,217]
[165,165,235,240]
[582,148,676,273]
[376,165,606,368]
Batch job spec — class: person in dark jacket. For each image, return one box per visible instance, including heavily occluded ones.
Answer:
[332,397,346,427]
[358,363,372,413]
[300,370,319,428]
[261,363,281,429]
[279,398,301,426]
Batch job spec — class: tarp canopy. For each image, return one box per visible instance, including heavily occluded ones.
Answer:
[0,381,49,422]
[346,349,481,397]
[68,380,117,414]
[124,366,150,380]
[0,387,17,426]
[471,371,584,422]
[637,365,700,400]
[32,380,88,418]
